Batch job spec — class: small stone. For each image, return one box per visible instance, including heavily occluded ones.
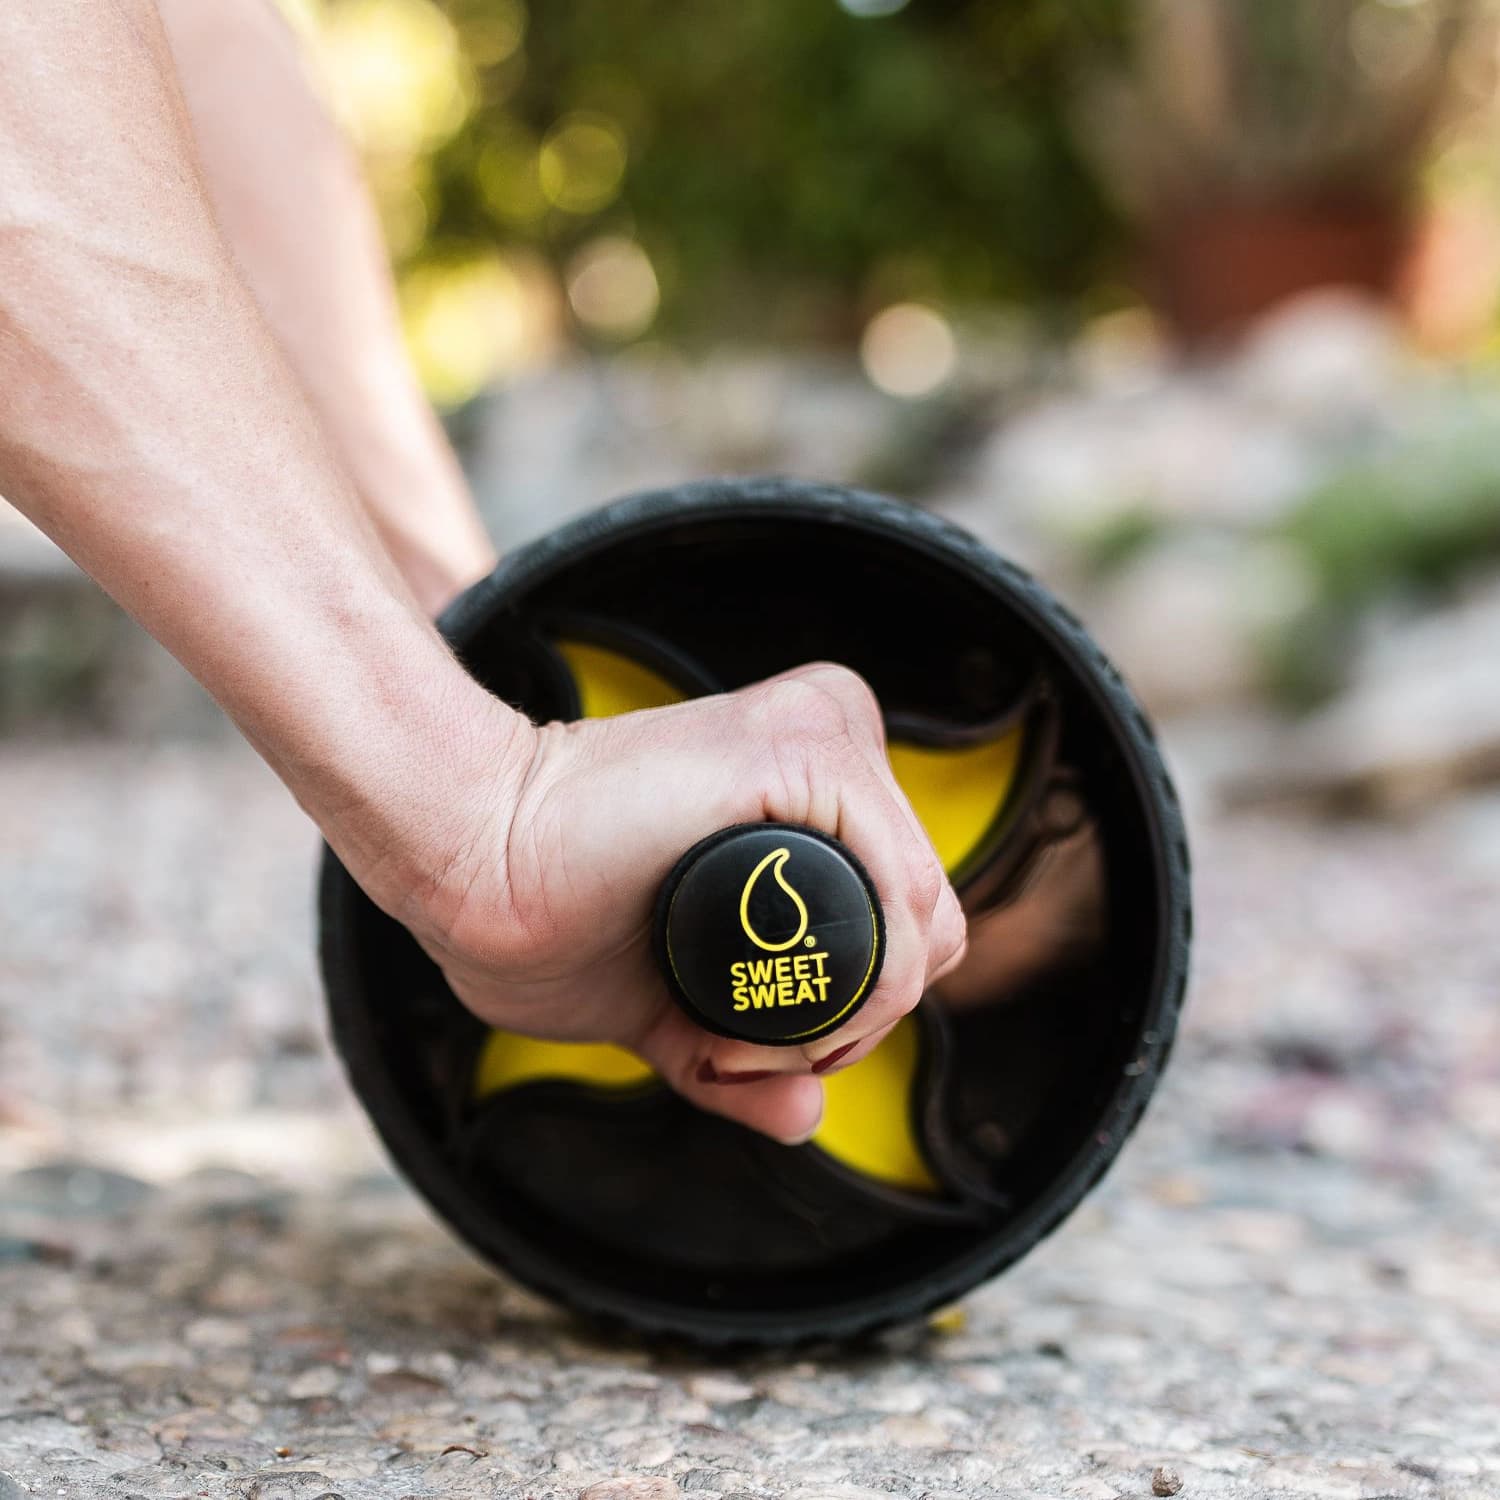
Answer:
[881,1414,949,1448]
[368,1369,447,1399]
[0,1237,73,1266]
[0,1474,29,1500]
[1152,1466,1184,1496]
[287,1366,341,1400]
[686,1374,754,1405]
[185,1316,251,1349]
[622,1437,676,1469]
[4,1162,155,1218]
[580,1481,682,1500]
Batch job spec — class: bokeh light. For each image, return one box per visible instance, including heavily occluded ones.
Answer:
[312,0,473,158]
[860,303,957,397]
[538,113,629,215]
[477,126,548,228]
[566,236,661,340]
[400,253,540,406]
[461,0,527,66]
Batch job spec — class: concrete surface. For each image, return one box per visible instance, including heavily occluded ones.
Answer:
[2,738,1498,1500]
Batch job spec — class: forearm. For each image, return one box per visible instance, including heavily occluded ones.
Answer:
[0,0,520,904]
[156,0,496,616]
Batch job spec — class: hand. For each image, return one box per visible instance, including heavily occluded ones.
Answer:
[400,664,968,1144]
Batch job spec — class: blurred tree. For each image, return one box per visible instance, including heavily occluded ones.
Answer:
[299,0,1132,397]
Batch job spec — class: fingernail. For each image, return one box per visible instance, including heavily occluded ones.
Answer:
[697,1062,778,1086]
[811,1040,859,1074]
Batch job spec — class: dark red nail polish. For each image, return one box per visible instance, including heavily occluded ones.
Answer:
[697,1062,777,1086]
[811,1041,859,1074]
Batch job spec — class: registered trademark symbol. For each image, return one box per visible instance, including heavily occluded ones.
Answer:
[804,935,817,948]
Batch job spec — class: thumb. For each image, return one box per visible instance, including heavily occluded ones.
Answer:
[635,1007,825,1145]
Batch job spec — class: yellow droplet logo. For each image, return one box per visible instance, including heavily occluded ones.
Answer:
[738,847,810,952]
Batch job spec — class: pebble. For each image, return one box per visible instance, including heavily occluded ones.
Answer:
[621,1438,676,1469]
[286,1367,342,1401]
[686,1375,755,1406]
[0,1239,73,1269]
[879,1414,949,1448]
[3,1163,154,1217]
[184,1316,252,1349]
[1152,1466,1184,1496]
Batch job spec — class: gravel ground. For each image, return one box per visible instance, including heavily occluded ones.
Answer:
[2,737,1498,1500]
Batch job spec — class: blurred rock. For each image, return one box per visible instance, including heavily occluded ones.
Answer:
[1230,291,1403,430]
[1,1162,155,1219]
[1080,537,1262,713]
[0,500,224,738]
[465,357,896,551]
[969,351,1315,539]
[1229,578,1500,809]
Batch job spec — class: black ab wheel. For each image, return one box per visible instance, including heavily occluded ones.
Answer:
[319,477,1192,1347]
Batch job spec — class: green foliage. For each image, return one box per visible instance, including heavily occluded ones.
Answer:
[1075,501,1168,576]
[1260,409,1500,706]
[1282,418,1500,608]
[428,0,1131,342]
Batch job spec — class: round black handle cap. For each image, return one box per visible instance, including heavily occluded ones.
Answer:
[653,824,885,1047]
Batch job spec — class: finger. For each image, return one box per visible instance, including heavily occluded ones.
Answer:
[826,699,970,977]
[857,754,969,981]
[740,662,965,1068]
[929,901,969,982]
[754,660,887,744]
[635,1005,825,1144]
[680,1070,825,1144]
[754,660,966,989]
[801,771,963,1067]
[806,1016,901,1078]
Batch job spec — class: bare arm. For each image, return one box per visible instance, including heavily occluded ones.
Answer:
[0,0,505,877]
[0,0,963,1144]
[154,0,495,615]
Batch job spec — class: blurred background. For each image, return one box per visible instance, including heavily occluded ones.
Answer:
[10,0,1500,788]
[2,3,1499,1494]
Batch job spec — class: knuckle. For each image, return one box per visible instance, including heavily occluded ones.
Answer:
[758,674,851,747]
[756,664,884,761]
[800,662,883,730]
[878,953,927,1018]
[906,856,947,923]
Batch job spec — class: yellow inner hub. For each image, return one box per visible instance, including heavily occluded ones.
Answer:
[472,638,1026,1195]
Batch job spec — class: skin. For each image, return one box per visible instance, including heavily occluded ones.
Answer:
[153,0,495,617]
[0,0,967,1145]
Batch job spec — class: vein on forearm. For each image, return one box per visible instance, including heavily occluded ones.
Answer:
[0,0,500,869]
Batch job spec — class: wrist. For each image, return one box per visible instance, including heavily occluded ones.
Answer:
[275,626,535,929]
